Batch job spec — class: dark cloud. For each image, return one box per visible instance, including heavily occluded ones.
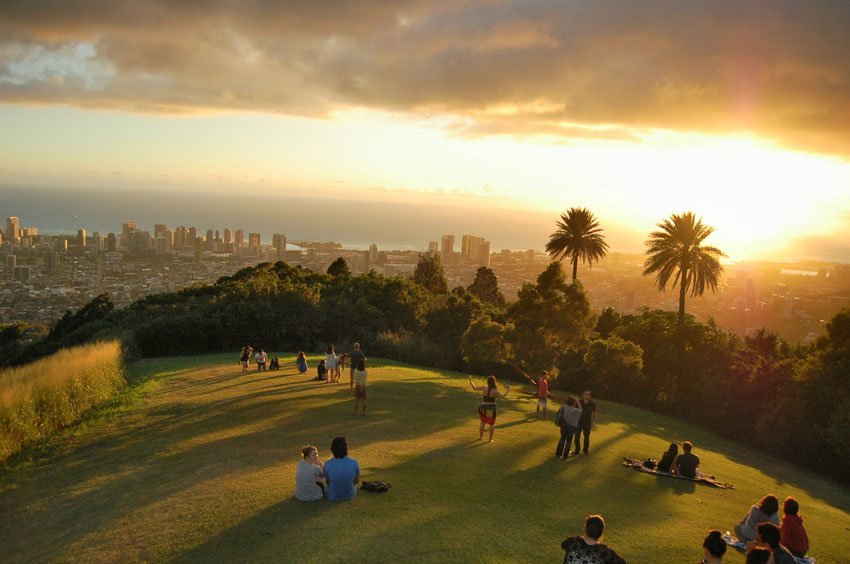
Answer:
[1,1,849,155]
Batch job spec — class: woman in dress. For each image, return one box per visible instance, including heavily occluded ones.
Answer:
[468,375,510,442]
[325,344,338,383]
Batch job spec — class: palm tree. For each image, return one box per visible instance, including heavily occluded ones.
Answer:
[643,211,726,325]
[545,207,609,282]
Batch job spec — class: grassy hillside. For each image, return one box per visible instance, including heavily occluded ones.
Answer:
[1,354,848,562]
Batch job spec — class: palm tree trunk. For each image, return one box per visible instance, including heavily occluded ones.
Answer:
[571,254,578,282]
[678,267,687,325]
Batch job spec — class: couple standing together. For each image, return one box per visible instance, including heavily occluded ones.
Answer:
[556,389,597,459]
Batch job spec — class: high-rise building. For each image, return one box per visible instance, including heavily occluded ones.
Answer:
[5,254,16,274]
[441,234,455,254]
[13,265,31,283]
[235,229,244,248]
[175,226,187,249]
[128,230,152,256]
[155,236,168,255]
[121,222,137,248]
[88,231,104,254]
[107,233,118,252]
[248,232,261,248]
[368,243,378,264]
[53,239,68,252]
[188,227,198,243]
[205,229,215,251]
[428,241,439,255]
[6,217,20,243]
[272,234,287,258]
[223,228,232,244]
[461,235,474,257]
[77,228,87,248]
[154,224,168,239]
[47,251,61,272]
[479,240,491,267]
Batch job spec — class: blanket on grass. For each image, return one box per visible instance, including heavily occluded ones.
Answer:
[622,457,734,489]
[726,539,816,564]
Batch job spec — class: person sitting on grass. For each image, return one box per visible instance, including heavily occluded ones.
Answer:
[701,530,726,563]
[317,359,327,381]
[560,514,626,564]
[735,494,780,542]
[324,436,360,502]
[747,522,796,564]
[656,442,678,473]
[780,496,809,558]
[294,445,324,501]
[673,440,700,479]
[296,351,308,374]
[745,547,772,564]
[269,356,280,370]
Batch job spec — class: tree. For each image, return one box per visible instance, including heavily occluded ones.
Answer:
[545,207,609,281]
[467,266,505,307]
[326,257,350,277]
[412,253,448,294]
[642,211,726,325]
[583,336,645,404]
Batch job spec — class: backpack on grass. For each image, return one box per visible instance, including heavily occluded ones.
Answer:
[361,481,391,493]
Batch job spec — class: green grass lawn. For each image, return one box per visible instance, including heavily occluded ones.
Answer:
[1,354,848,562]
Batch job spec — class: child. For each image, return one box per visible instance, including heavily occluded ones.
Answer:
[317,359,327,381]
[780,497,809,558]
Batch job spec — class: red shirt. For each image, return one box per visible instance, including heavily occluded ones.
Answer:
[537,378,549,399]
[780,514,808,555]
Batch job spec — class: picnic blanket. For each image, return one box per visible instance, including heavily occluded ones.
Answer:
[726,538,816,563]
[622,457,734,489]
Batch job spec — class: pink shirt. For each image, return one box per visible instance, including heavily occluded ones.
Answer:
[538,378,549,399]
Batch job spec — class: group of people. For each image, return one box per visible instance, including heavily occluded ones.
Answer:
[239,346,280,371]
[655,440,700,478]
[733,494,810,562]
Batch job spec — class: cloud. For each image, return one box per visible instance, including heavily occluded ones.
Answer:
[1,1,849,155]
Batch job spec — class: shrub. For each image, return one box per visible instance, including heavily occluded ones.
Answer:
[0,340,125,462]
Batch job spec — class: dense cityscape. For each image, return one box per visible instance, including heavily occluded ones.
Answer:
[2,214,848,344]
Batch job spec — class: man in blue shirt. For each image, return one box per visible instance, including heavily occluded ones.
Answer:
[324,436,360,501]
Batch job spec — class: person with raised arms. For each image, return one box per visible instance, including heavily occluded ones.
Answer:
[468,374,510,442]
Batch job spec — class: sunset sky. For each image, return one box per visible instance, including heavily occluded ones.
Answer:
[1,1,849,261]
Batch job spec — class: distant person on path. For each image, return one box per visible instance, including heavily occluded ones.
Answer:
[294,445,324,501]
[560,514,626,564]
[348,343,366,390]
[352,353,368,415]
[324,436,360,501]
[240,346,253,371]
[326,344,338,383]
[555,395,582,459]
[572,389,597,456]
[296,351,308,374]
[780,497,809,558]
[735,494,780,542]
[746,522,796,564]
[701,530,726,563]
[255,348,268,371]
[673,440,700,478]
[656,442,679,473]
[317,359,327,381]
[522,370,551,419]
[469,375,511,442]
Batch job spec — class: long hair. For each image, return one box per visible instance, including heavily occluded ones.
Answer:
[326,344,335,354]
[486,375,497,392]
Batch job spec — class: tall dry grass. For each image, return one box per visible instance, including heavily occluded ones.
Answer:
[0,340,125,462]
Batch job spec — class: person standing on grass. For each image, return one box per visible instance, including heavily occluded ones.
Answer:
[240,345,253,371]
[324,436,360,501]
[572,389,597,455]
[348,343,365,390]
[325,344,338,383]
[555,395,582,459]
[469,374,511,442]
[523,370,551,419]
[560,514,626,564]
[352,353,368,415]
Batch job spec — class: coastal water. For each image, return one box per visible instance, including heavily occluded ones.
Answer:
[0,185,553,251]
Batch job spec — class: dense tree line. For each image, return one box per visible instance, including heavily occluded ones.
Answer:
[2,256,848,483]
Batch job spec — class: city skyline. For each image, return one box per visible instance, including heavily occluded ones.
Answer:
[2,2,850,262]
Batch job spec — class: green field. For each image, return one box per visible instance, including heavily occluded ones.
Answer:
[1,354,848,562]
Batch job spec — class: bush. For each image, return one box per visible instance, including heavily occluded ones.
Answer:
[0,341,125,462]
